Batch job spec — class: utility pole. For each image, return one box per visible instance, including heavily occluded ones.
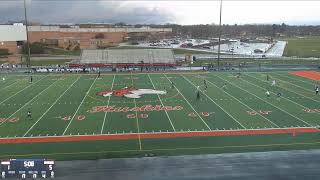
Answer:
[217,0,223,71]
[24,0,31,67]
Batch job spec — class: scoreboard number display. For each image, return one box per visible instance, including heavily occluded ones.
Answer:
[1,159,55,178]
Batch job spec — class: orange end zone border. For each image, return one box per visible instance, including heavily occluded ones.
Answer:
[0,128,318,144]
[289,71,320,81]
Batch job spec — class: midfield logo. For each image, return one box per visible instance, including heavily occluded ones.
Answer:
[96,86,166,99]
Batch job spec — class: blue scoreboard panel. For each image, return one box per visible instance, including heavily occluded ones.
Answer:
[1,159,55,178]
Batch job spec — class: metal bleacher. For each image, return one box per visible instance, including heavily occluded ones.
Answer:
[80,49,175,64]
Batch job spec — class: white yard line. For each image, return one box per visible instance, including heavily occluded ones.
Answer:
[0,76,47,105]
[0,76,58,126]
[148,74,176,131]
[182,75,246,129]
[246,74,320,111]
[204,77,280,128]
[164,74,212,131]
[23,76,81,137]
[217,74,312,127]
[100,75,116,134]
[62,76,98,135]
[131,72,142,151]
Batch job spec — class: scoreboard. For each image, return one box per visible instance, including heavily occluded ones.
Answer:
[1,159,55,179]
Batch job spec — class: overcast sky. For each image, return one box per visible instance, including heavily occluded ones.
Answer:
[1,1,320,25]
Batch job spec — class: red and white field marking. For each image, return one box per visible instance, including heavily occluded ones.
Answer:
[126,114,148,119]
[203,76,280,128]
[245,74,320,115]
[130,73,142,150]
[246,110,272,116]
[0,117,19,123]
[182,75,246,129]
[188,112,214,118]
[164,74,212,131]
[100,75,116,134]
[303,109,320,113]
[0,77,58,126]
[61,115,86,121]
[148,74,176,131]
[62,76,98,135]
[224,75,313,127]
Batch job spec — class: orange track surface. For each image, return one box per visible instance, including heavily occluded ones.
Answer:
[0,128,318,144]
[289,71,320,81]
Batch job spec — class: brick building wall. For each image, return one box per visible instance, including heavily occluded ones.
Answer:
[0,41,21,54]
[28,31,127,49]
[0,25,172,54]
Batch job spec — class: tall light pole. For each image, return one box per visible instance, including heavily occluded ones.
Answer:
[24,0,31,67]
[217,0,223,71]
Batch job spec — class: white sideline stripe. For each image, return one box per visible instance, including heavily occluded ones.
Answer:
[130,72,142,150]
[0,76,54,126]
[246,74,320,115]
[182,75,247,129]
[204,77,280,128]
[227,74,312,127]
[100,75,115,134]
[148,74,176,132]
[23,76,81,137]
[3,127,318,140]
[62,76,98,135]
[267,74,320,103]
[0,76,47,105]
[164,74,212,131]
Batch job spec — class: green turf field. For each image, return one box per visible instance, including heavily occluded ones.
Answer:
[0,71,319,160]
[283,36,320,58]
